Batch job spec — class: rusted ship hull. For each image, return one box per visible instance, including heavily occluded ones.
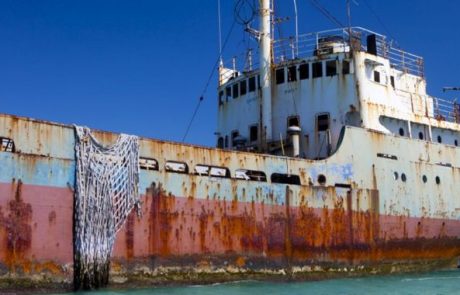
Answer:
[1,114,460,288]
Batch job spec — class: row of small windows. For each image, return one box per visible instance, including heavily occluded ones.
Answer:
[276,60,350,85]
[219,76,258,104]
[398,127,459,146]
[393,171,441,185]
[219,60,351,104]
[140,158,333,186]
[372,70,396,88]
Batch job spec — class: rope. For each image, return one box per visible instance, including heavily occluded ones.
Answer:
[73,126,140,290]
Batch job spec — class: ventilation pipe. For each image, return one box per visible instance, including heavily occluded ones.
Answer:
[288,126,301,157]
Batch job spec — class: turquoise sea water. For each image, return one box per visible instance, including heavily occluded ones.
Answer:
[62,270,460,295]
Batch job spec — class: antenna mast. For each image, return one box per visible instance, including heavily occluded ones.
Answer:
[217,0,223,65]
[260,0,273,144]
[293,0,299,57]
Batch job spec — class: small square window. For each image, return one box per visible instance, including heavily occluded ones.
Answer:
[225,87,231,101]
[312,62,323,78]
[240,80,247,96]
[276,68,285,84]
[326,60,337,76]
[374,71,381,83]
[250,125,258,142]
[317,113,330,131]
[288,66,297,82]
[248,77,256,92]
[299,63,309,80]
[342,60,350,75]
[390,76,395,88]
[232,83,239,99]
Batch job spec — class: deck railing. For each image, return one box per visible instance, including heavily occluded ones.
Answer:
[222,27,424,81]
[433,97,460,123]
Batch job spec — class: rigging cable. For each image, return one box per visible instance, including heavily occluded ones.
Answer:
[307,0,345,28]
[181,15,236,142]
[360,0,398,45]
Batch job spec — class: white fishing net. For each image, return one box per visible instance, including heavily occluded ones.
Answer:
[73,126,141,289]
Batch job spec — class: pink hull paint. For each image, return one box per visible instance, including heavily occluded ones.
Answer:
[1,182,460,275]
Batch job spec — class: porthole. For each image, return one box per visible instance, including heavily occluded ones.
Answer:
[317,174,327,185]
[418,132,424,140]
[393,172,399,180]
[435,176,441,185]
[422,175,427,183]
[455,139,458,146]
[399,128,404,136]
[437,135,442,143]
[401,173,407,182]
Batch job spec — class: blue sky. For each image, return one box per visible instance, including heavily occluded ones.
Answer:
[1,0,459,146]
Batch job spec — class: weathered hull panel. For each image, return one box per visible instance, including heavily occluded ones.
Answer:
[1,181,460,282]
[1,114,460,288]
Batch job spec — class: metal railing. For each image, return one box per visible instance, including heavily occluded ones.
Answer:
[433,97,460,123]
[221,27,425,80]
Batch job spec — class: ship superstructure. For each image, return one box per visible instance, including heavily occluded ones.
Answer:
[217,14,459,160]
[1,0,460,290]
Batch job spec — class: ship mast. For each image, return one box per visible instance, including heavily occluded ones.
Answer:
[259,0,272,145]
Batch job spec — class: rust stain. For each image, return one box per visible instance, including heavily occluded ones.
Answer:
[125,211,135,259]
[0,180,33,273]
[48,210,56,224]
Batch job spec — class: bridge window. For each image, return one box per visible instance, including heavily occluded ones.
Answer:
[418,132,424,140]
[390,76,395,88]
[250,125,258,142]
[232,83,239,99]
[139,157,158,171]
[217,137,224,148]
[316,113,330,132]
[276,68,285,84]
[231,130,239,146]
[165,161,189,174]
[0,137,15,152]
[437,135,442,143]
[399,128,405,136]
[271,173,301,185]
[288,65,297,82]
[225,87,231,101]
[312,62,323,78]
[373,71,381,83]
[248,76,256,92]
[342,60,350,75]
[299,62,309,80]
[235,169,267,182]
[225,136,229,148]
[326,60,337,76]
[240,80,247,96]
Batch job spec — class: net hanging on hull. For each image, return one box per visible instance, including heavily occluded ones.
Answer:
[73,126,141,290]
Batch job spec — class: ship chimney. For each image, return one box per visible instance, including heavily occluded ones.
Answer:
[288,126,301,157]
[259,0,272,144]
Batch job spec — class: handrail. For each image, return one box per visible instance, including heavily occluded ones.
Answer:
[222,27,425,81]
